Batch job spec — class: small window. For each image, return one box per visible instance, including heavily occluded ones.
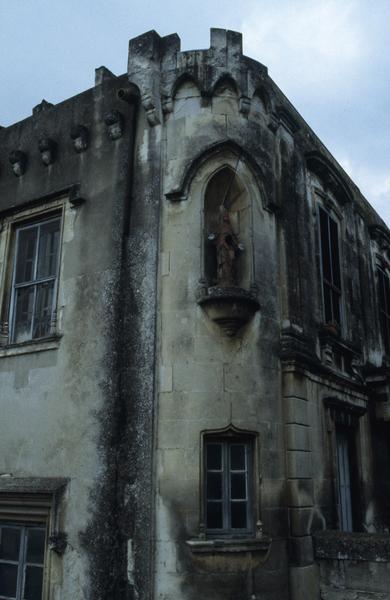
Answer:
[204,436,253,535]
[319,207,342,326]
[0,523,46,600]
[9,215,61,343]
[377,267,390,354]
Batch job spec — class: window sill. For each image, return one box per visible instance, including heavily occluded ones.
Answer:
[0,335,62,358]
[186,535,272,555]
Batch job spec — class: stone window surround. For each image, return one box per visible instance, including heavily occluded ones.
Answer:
[0,477,68,600]
[186,426,272,557]
[323,397,366,532]
[0,195,69,358]
[197,426,261,539]
[315,190,345,336]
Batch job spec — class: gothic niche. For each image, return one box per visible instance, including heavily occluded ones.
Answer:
[198,166,259,336]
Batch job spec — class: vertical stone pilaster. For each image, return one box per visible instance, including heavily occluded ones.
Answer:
[283,369,320,600]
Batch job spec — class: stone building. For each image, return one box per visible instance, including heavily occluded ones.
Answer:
[0,28,390,600]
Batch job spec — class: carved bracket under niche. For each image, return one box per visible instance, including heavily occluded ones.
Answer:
[197,286,259,337]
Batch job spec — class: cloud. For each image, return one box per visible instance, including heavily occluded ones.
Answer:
[338,156,390,226]
[241,0,365,93]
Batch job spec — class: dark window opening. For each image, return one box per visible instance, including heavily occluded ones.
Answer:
[204,437,253,535]
[332,412,360,532]
[10,216,61,344]
[0,523,46,600]
[319,207,342,326]
[377,267,390,354]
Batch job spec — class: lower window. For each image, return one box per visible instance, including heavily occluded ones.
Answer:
[0,523,46,600]
[204,435,253,535]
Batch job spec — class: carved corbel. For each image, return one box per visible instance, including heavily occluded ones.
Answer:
[104,110,124,140]
[162,96,173,115]
[38,137,57,166]
[239,95,251,116]
[69,184,85,207]
[9,150,27,177]
[267,112,279,133]
[70,125,89,153]
[141,92,161,126]
[48,531,68,555]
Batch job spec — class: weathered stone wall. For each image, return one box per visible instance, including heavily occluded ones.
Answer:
[1,26,390,600]
[126,28,390,600]
[315,532,390,599]
[0,70,137,598]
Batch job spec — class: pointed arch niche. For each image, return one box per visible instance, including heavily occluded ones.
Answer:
[203,166,251,289]
[193,150,261,336]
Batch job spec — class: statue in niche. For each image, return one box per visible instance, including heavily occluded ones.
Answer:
[208,207,244,287]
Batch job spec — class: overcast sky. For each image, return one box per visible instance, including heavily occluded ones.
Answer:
[1,0,389,225]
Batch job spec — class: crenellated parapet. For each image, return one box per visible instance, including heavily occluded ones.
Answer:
[127,28,272,126]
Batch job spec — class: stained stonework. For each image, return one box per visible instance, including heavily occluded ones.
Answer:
[0,28,389,600]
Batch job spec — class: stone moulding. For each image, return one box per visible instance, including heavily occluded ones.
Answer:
[186,535,272,556]
[197,287,260,337]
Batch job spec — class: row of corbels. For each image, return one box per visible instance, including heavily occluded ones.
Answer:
[6,110,125,177]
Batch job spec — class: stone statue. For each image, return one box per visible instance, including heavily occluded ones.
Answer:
[208,208,244,287]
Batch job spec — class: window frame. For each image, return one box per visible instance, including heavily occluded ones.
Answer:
[8,215,62,344]
[0,521,47,600]
[201,429,257,538]
[0,484,67,600]
[0,199,65,350]
[377,266,390,355]
[324,399,364,533]
[318,204,344,329]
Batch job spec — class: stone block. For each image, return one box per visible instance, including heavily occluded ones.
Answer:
[287,450,312,479]
[173,361,223,393]
[159,365,173,392]
[283,371,308,400]
[289,507,314,536]
[287,479,314,508]
[284,396,309,425]
[262,449,286,479]
[260,478,286,508]
[289,535,314,566]
[290,563,320,600]
[285,424,311,451]
[262,507,289,537]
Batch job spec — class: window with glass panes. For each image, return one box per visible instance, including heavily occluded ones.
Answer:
[10,216,61,343]
[377,267,390,354]
[319,207,342,326]
[204,438,252,534]
[0,523,46,600]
